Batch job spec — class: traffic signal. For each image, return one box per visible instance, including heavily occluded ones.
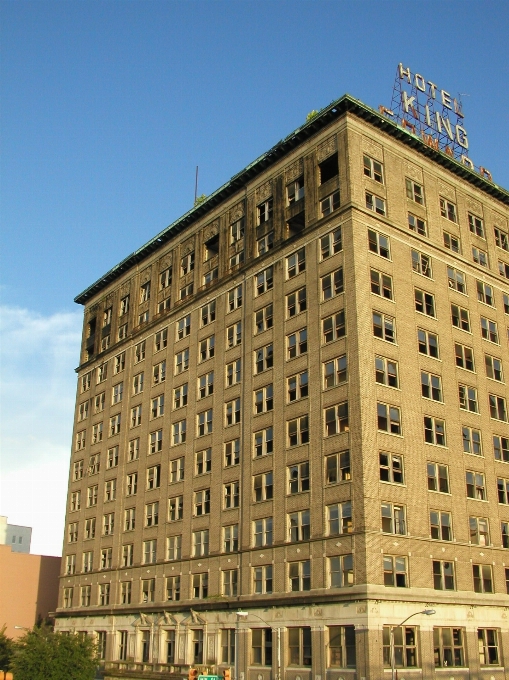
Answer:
[223,668,231,680]
[189,668,198,680]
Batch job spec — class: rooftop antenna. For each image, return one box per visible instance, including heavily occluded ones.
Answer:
[194,166,199,204]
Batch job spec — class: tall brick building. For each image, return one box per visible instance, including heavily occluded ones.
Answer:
[56,94,509,678]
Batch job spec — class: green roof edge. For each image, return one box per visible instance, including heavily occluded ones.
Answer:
[75,93,509,305]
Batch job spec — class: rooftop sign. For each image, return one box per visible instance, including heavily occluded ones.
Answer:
[380,63,492,182]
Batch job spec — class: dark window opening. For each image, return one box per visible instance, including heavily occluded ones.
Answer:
[319,153,339,185]
[287,212,306,238]
[204,233,220,257]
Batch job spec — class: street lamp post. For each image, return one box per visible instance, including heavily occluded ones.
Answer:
[236,611,280,680]
[390,609,435,680]
[235,611,248,680]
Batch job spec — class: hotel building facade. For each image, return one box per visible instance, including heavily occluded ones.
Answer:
[56,94,509,679]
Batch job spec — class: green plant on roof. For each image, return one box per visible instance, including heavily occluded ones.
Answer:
[194,194,207,206]
[306,110,319,122]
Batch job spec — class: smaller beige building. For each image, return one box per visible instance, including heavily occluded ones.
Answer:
[0,543,61,639]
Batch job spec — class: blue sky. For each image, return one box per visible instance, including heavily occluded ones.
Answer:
[1,0,508,555]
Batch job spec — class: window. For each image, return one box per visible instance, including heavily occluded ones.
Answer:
[327,501,352,535]
[225,398,241,425]
[197,409,213,437]
[194,489,210,516]
[192,530,209,558]
[109,414,121,436]
[158,296,171,313]
[91,423,102,445]
[498,260,509,278]
[169,457,185,483]
[288,628,312,667]
[254,427,273,457]
[440,197,457,222]
[370,269,393,299]
[472,246,488,267]
[159,266,172,290]
[406,178,424,204]
[324,403,349,436]
[289,560,310,591]
[325,450,351,483]
[412,250,431,277]
[152,361,166,387]
[166,534,182,561]
[255,266,273,296]
[230,217,245,244]
[420,371,442,401]
[288,415,309,446]
[383,626,419,670]
[225,439,240,466]
[226,322,242,348]
[254,344,273,373]
[151,394,165,419]
[443,231,461,254]
[329,626,356,668]
[228,284,242,311]
[431,560,455,593]
[490,394,507,421]
[253,566,273,595]
[126,472,137,496]
[70,491,81,512]
[494,435,509,462]
[320,191,340,216]
[461,384,480,415]
[285,250,306,282]
[148,429,162,454]
[65,554,76,575]
[255,304,273,333]
[147,464,161,490]
[251,472,273,503]
[377,402,401,434]
[320,227,343,259]
[63,587,74,608]
[368,229,390,258]
[477,280,494,306]
[195,371,213,399]
[139,281,151,304]
[465,470,486,500]
[152,329,168,354]
[199,302,216,330]
[502,522,509,548]
[408,212,427,236]
[224,482,239,509]
[287,328,307,358]
[288,370,309,401]
[78,401,89,421]
[81,371,92,393]
[252,627,273,664]
[226,359,241,387]
[286,288,307,318]
[381,502,406,534]
[373,311,395,342]
[85,518,96,540]
[495,226,509,251]
[73,460,84,481]
[430,510,452,540]
[470,517,490,545]
[145,501,159,528]
[180,283,193,300]
[287,176,304,204]
[121,545,133,570]
[445,267,466,295]
[284,463,308,496]
[462,426,482,455]
[469,212,485,237]
[128,438,139,462]
[222,569,238,596]
[175,350,189,375]
[203,268,218,286]
[257,198,273,225]
[170,383,187,410]
[192,573,208,599]
[459,381,479,413]
[253,517,273,547]
[383,555,408,587]
[180,251,195,276]
[478,628,499,665]
[481,317,499,343]
[415,288,435,317]
[140,578,155,604]
[104,479,116,502]
[254,384,273,414]
[451,304,470,331]
[288,510,310,542]
[102,513,114,536]
[364,154,383,182]
[366,192,386,215]
[124,508,135,532]
[473,564,493,592]
[168,495,183,522]
[88,453,100,475]
[454,343,474,371]
[433,627,465,668]
[257,231,274,256]
[79,585,91,607]
[96,363,108,384]
[172,419,186,445]
[223,524,238,552]
[379,452,404,483]
[195,448,211,475]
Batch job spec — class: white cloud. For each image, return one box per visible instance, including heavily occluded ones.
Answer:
[0,305,82,556]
